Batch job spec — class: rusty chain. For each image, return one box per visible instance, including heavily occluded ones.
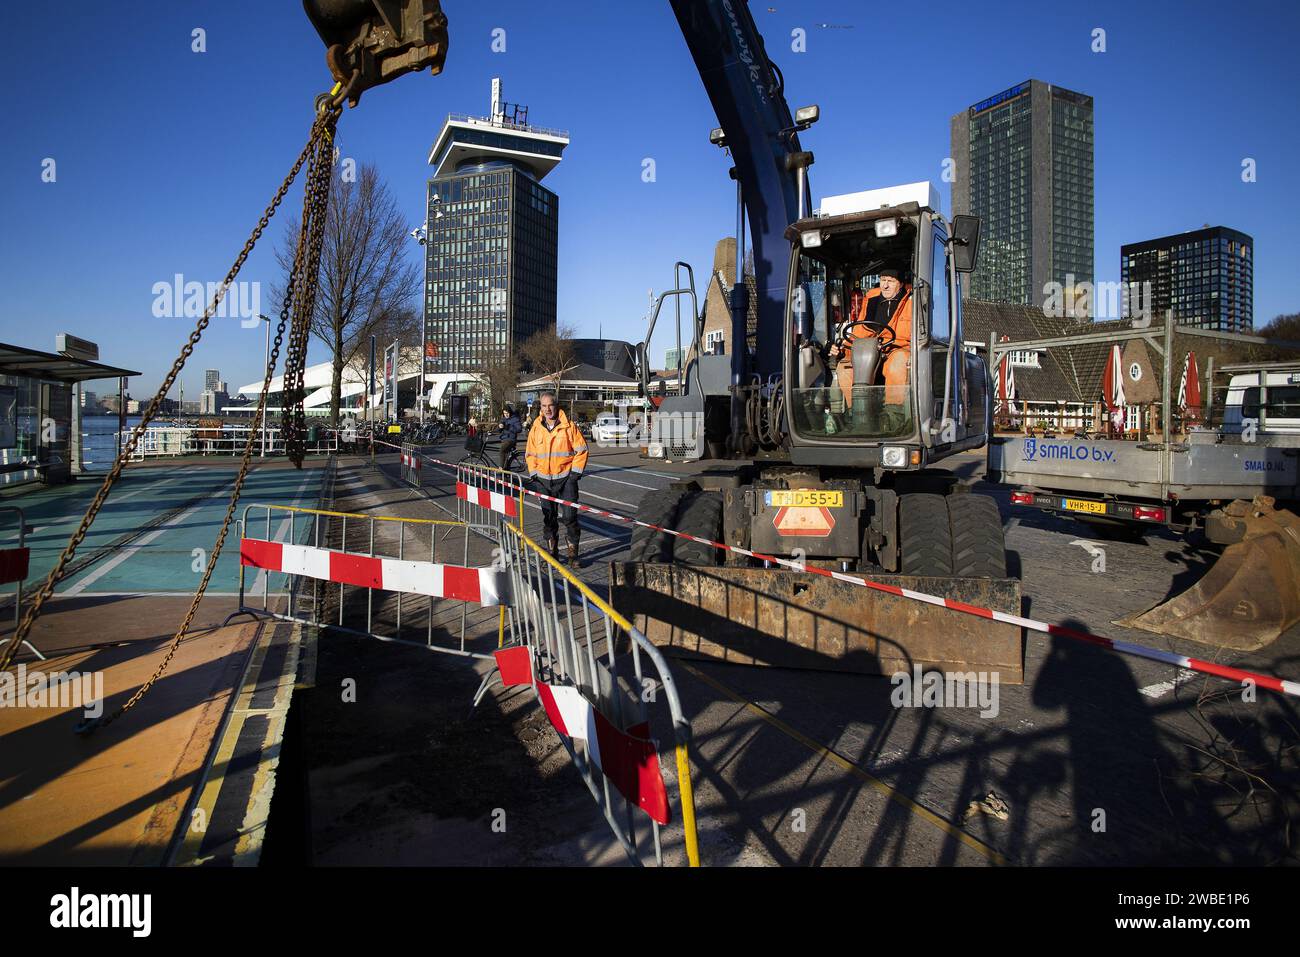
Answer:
[282,116,336,467]
[0,87,350,695]
[82,106,344,732]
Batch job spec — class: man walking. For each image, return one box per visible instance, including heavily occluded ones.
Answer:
[525,391,588,564]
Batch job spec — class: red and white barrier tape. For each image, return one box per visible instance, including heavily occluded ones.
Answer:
[379,439,1300,698]
[240,538,510,606]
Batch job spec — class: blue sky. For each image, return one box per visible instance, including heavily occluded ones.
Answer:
[2,0,1297,394]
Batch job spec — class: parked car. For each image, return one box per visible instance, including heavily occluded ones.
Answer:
[591,412,630,445]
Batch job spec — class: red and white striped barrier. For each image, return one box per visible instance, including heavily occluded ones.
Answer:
[0,547,30,587]
[381,440,1300,699]
[494,645,671,824]
[240,538,510,606]
[401,450,423,477]
[456,481,519,519]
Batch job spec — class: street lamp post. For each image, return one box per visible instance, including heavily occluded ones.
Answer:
[411,192,442,426]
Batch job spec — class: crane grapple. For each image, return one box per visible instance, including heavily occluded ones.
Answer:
[303,0,448,105]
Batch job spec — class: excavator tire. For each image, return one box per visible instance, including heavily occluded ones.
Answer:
[899,493,953,576]
[629,488,690,562]
[948,493,1007,578]
[672,491,725,566]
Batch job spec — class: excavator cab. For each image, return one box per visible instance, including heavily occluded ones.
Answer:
[784,183,990,471]
[789,218,918,439]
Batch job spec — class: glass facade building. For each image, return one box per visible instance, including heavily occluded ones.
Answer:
[423,167,559,372]
[1121,226,1253,332]
[951,80,1094,309]
[423,84,568,377]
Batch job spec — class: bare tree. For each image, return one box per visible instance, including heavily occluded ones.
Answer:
[362,306,422,354]
[1246,313,1300,363]
[519,324,577,393]
[272,163,420,425]
[478,349,522,413]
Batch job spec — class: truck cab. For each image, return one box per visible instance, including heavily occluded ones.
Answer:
[1222,366,1300,436]
[783,182,990,471]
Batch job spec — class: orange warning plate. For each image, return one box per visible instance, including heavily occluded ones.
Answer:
[773,505,836,537]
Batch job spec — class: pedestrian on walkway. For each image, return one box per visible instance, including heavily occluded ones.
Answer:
[525,390,588,564]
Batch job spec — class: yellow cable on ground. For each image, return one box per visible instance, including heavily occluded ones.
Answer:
[680,661,1008,867]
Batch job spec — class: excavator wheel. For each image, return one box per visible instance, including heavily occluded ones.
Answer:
[672,491,725,566]
[948,492,1008,578]
[629,488,689,562]
[899,493,953,576]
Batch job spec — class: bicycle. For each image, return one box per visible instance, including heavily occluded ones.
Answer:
[458,432,493,468]
[459,432,526,473]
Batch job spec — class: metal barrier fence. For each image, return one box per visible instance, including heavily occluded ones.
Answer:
[0,505,41,661]
[231,484,701,865]
[492,520,700,867]
[454,460,525,533]
[232,503,507,660]
[126,426,341,460]
[399,446,424,487]
[235,439,702,864]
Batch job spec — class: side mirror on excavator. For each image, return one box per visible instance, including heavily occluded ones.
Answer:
[951,215,981,273]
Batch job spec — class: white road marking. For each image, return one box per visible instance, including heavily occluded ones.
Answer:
[574,489,638,509]
[586,462,682,480]
[251,470,321,595]
[2,467,206,541]
[61,476,242,596]
[581,471,667,491]
[48,591,245,598]
[1138,669,1199,699]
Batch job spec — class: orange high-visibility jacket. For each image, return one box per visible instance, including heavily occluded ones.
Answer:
[843,285,913,355]
[525,408,589,480]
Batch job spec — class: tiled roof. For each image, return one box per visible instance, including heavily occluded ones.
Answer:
[962,300,1264,407]
[963,300,1134,403]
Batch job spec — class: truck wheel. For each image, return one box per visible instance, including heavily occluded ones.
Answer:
[629,488,688,562]
[947,493,1007,578]
[899,493,953,576]
[672,491,724,565]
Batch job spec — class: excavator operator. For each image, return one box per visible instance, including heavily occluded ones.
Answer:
[834,266,913,411]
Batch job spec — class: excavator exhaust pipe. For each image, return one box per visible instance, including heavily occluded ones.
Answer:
[1118,497,1300,651]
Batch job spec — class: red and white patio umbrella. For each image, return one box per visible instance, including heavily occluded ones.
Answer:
[1101,343,1126,431]
[995,352,1017,421]
[1178,350,1203,426]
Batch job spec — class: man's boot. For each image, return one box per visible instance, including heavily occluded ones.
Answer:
[545,534,559,558]
[566,538,580,567]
